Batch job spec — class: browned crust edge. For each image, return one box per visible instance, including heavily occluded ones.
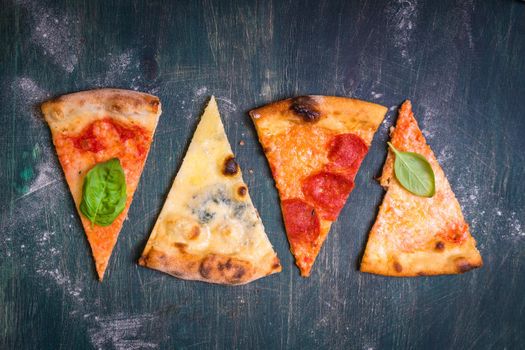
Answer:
[41,88,161,126]
[249,95,387,119]
[42,88,160,111]
[139,247,282,286]
[360,258,483,277]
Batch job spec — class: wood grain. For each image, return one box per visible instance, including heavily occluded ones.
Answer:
[1,0,524,349]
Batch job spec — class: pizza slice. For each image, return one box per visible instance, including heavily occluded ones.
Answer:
[360,100,482,276]
[139,96,281,285]
[41,89,162,280]
[249,96,387,276]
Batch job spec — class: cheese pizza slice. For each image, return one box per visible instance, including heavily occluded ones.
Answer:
[41,89,162,280]
[139,96,281,285]
[250,96,387,276]
[360,100,482,276]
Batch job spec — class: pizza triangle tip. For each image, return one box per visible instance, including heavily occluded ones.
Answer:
[361,100,482,277]
[250,95,387,276]
[140,96,281,285]
[96,269,105,282]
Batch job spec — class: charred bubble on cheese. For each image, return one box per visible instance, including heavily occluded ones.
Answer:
[237,184,247,198]
[188,226,200,240]
[222,155,239,176]
[173,242,188,252]
[163,216,203,244]
[290,96,321,122]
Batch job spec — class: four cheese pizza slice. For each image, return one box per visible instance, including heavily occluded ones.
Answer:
[360,100,482,276]
[250,96,387,276]
[41,89,162,280]
[139,96,281,285]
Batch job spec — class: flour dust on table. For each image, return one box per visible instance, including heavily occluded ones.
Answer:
[16,0,83,73]
[386,0,419,63]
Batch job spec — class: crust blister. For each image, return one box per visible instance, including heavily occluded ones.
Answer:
[41,89,161,134]
[139,247,280,285]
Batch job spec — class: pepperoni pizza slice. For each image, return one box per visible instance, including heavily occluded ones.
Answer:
[250,96,387,276]
[360,100,482,276]
[41,89,162,280]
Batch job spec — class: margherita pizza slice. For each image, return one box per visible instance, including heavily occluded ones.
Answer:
[139,96,281,285]
[360,100,482,276]
[41,89,162,280]
[249,96,387,276]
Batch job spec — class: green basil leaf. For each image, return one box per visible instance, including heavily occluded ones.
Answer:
[388,142,435,197]
[80,158,127,227]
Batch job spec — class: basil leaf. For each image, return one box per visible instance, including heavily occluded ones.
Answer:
[80,158,127,227]
[388,142,435,197]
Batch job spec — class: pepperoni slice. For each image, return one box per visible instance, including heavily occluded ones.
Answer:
[281,199,320,246]
[327,133,368,178]
[301,171,354,220]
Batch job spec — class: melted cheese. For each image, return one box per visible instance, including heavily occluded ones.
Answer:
[143,96,277,263]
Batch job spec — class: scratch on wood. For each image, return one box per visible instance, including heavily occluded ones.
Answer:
[14,179,60,201]
[285,267,293,348]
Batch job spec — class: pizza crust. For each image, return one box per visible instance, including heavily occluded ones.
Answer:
[41,88,161,134]
[139,246,280,285]
[360,100,482,276]
[250,95,387,145]
[361,225,482,276]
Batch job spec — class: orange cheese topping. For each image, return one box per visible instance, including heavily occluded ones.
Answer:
[263,124,334,199]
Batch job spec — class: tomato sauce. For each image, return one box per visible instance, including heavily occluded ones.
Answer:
[69,118,147,155]
[71,125,105,153]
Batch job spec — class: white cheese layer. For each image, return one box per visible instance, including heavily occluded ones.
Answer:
[145,96,276,263]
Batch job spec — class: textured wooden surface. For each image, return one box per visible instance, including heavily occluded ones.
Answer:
[1,0,524,349]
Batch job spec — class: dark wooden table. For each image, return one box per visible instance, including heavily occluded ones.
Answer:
[1,0,524,349]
